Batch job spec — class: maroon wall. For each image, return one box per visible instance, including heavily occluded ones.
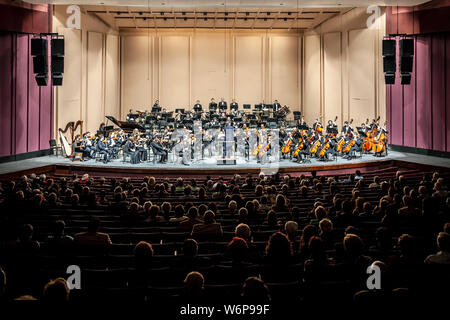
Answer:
[386,1,450,154]
[0,3,53,159]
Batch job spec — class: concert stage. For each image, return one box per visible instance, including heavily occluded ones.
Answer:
[1,150,449,179]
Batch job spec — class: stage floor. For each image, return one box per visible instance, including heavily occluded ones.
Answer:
[0,150,449,176]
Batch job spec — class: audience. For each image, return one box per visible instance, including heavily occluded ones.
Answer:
[74,218,112,246]
[0,168,448,306]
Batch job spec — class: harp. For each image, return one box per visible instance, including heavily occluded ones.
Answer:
[58,120,83,158]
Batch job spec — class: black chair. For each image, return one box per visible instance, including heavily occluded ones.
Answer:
[49,139,62,156]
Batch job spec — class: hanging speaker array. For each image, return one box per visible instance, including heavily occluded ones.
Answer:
[382,36,414,85]
[31,38,48,86]
[31,34,65,87]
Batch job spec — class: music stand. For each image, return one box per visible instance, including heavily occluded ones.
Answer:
[230,103,238,111]
[243,104,251,110]
[254,104,263,111]
[327,128,338,135]
[175,109,185,114]
[193,105,202,112]
[298,124,309,131]
[152,106,161,113]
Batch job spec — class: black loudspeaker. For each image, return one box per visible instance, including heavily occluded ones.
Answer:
[51,56,64,73]
[385,74,395,85]
[31,38,48,56]
[35,74,48,86]
[52,73,63,86]
[382,39,396,56]
[51,38,65,56]
[383,56,396,73]
[400,56,413,73]
[400,39,414,57]
[401,73,411,85]
[33,55,48,74]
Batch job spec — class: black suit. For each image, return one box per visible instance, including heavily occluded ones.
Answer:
[151,141,168,162]
[273,103,281,112]
[97,140,109,162]
[230,102,238,110]
[124,141,139,164]
[218,101,227,110]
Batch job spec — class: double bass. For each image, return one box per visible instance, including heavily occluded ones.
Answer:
[372,122,387,154]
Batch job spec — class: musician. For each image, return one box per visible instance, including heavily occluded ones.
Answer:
[153,100,161,111]
[209,98,218,111]
[312,119,322,132]
[124,137,139,164]
[341,121,350,134]
[81,133,94,159]
[230,99,238,111]
[150,137,168,163]
[299,116,307,126]
[194,100,202,112]
[108,136,120,159]
[99,122,106,135]
[326,119,338,133]
[97,135,110,164]
[273,100,281,113]
[218,98,227,111]
[135,136,148,162]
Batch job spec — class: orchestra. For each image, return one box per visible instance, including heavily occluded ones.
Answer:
[68,98,388,165]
